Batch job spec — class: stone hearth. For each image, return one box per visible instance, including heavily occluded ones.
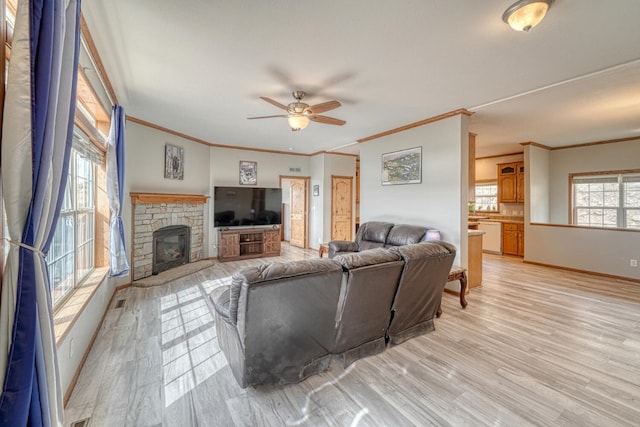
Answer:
[131,193,208,281]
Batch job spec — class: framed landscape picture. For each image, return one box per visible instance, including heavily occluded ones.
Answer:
[164,144,184,180]
[381,146,422,185]
[239,160,257,185]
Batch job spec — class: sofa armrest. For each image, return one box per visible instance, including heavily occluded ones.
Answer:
[328,240,358,258]
[210,287,234,325]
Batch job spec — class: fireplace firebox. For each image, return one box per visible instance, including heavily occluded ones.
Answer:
[152,225,191,275]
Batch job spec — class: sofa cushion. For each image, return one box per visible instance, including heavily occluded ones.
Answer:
[240,258,342,284]
[390,240,456,259]
[385,224,427,247]
[355,221,394,247]
[211,287,232,322]
[357,240,386,251]
[332,247,401,269]
[328,240,358,258]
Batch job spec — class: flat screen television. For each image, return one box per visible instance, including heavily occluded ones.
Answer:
[214,186,282,227]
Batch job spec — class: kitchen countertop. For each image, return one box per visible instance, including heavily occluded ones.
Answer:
[468,229,486,236]
[469,214,524,225]
[479,219,524,224]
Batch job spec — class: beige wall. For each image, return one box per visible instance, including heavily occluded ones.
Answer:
[209,146,310,254]
[359,114,469,267]
[548,139,640,224]
[120,121,211,284]
[527,145,550,223]
[475,153,523,181]
[525,139,640,281]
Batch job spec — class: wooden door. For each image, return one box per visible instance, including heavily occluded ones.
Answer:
[331,175,353,241]
[289,178,307,248]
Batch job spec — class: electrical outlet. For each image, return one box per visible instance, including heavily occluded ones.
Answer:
[631,259,638,268]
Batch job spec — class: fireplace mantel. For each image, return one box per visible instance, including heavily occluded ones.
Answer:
[130,192,209,205]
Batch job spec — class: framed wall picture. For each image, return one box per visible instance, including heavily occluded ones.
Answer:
[164,144,184,180]
[239,160,257,185]
[381,146,422,185]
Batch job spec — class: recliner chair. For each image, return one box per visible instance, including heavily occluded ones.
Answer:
[387,241,456,346]
[331,248,405,365]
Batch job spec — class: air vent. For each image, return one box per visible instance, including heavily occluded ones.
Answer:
[289,167,301,172]
[115,299,126,309]
[70,418,90,427]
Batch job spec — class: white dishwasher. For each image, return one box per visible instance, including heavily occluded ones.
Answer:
[478,222,502,254]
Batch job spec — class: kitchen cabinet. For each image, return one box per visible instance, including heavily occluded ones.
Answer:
[516,163,525,203]
[517,223,525,255]
[498,162,525,203]
[469,133,476,203]
[502,222,524,257]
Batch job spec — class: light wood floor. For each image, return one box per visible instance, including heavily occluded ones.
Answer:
[64,245,640,426]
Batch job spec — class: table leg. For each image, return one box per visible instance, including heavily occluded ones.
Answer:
[459,271,468,309]
[319,244,329,258]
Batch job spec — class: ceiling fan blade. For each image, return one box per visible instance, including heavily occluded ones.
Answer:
[309,115,346,126]
[307,100,341,114]
[260,97,288,111]
[247,115,288,120]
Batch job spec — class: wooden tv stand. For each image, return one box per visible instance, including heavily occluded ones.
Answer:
[217,227,281,262]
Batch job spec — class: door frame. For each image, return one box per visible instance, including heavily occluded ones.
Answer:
[279,175,310,249]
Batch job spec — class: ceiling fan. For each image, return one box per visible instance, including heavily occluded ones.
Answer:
[248,91,346,131]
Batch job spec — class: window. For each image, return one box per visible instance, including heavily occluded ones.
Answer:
[474,182,498,212]
[46,149,95,306]
[572,171,640,229]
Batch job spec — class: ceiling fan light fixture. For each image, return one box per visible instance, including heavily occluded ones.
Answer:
[503,0,554,32]
[288,115,309,131]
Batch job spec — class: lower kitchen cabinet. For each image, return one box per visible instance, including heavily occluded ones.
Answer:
[502,223,524,257]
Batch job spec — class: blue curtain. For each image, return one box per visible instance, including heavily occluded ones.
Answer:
[0,1,81,426]
[106,105,130,276]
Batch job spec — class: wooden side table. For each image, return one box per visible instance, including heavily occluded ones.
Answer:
[437,266,468,318]
[319,244,329,258]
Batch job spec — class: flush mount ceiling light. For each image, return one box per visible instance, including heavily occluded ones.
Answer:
[503,0,554,32]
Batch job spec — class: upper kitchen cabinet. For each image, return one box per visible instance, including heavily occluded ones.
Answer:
[516,162,525,203]
[498,161,524,203]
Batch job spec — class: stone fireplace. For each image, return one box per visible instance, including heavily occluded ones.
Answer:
[131,193,208,281]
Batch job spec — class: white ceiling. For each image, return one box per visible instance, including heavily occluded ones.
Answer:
[82,0,640,157]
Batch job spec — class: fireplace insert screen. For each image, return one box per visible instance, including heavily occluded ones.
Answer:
[152,225,191,275]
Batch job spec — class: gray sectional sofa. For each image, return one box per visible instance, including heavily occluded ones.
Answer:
[328,221,440,258]
[211,222,456,388]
